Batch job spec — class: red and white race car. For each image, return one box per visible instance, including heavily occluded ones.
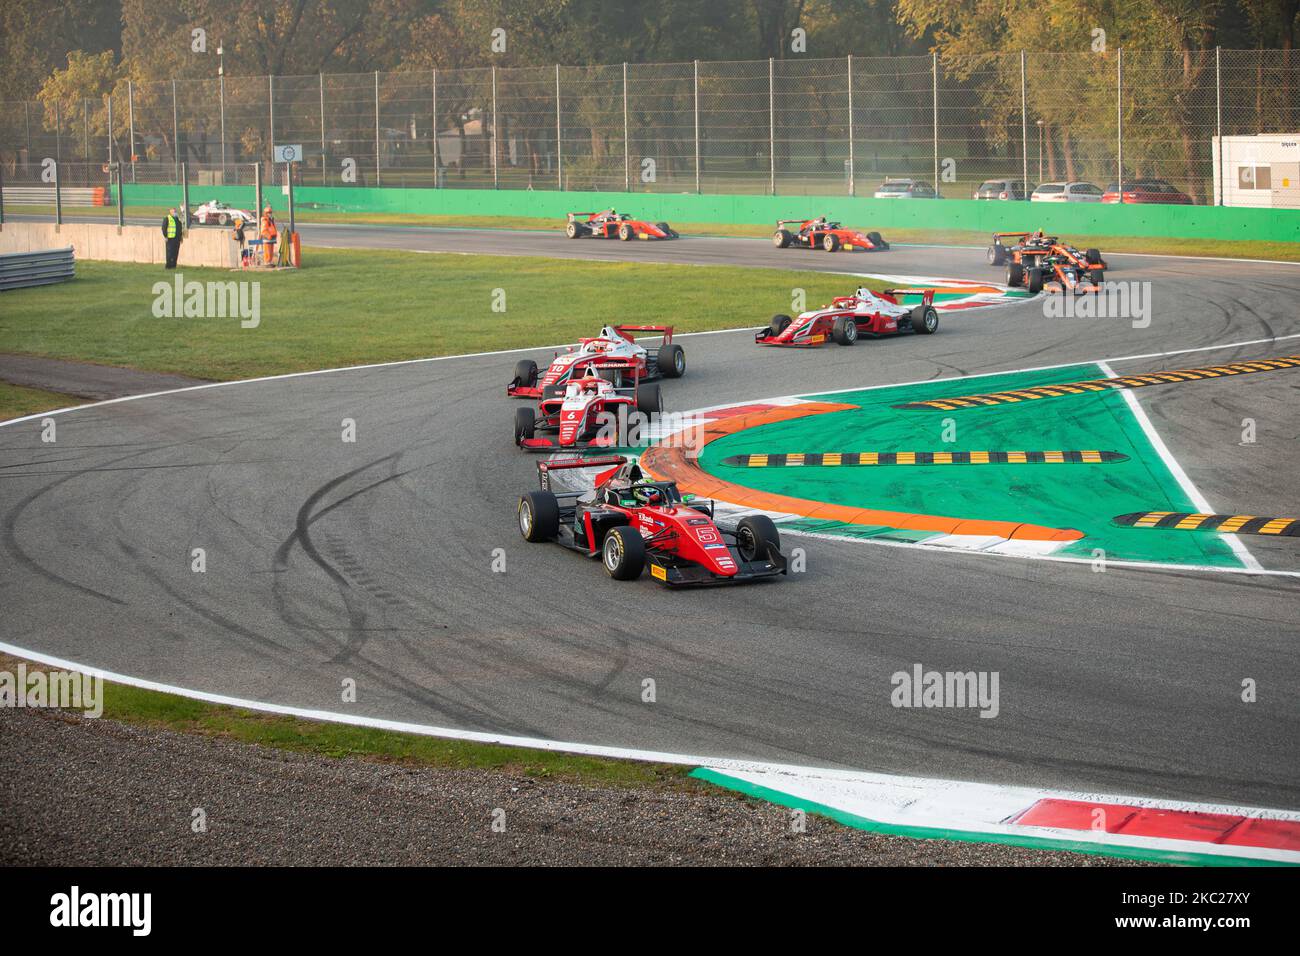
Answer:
[565,210,679,240]
[189,199,254,226]
[756,286,939,347]
[518,454,787,586]
[514,370,662,452]
[508,325,684,399]
[772,217,889,252]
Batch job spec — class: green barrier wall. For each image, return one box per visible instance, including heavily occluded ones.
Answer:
[124,184,1300,243]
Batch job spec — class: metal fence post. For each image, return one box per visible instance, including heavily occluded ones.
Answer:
[769,57,776,195]
[847,55,854,196]
[54,160,62,226]
[1,165,5,225]
[269,74,275,164]
[24,101,31,167]
[84,99,90,162]
[1116,48,1123,203]
[693,59,701,194]
[172,79,179,183]
[107,93,114,166]
[433,68,441,188]
[116,162,124,229]
[219,74,226,177]
[1215,46,1223,205]
[1020,51,1029,195]
[623,62,630,192]
[932,52,939,193]
[181,161,189,226]
[555,65,562,190]
[375,71,382,186]
[127,81,135,182]
[320,73,327,185]
[55,100,61,163]
[491,66,499,189]
[254,161,262,222]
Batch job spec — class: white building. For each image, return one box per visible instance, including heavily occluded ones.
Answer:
[1212,134,1300,208]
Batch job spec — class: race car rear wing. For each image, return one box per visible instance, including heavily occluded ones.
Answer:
[776,217,821,227]
[566,211,610,222]
[882,288,937,306]
[537,454,627,491]
[611,324,674,344]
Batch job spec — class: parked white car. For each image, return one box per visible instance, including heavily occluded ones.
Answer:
[1030,182,1104,203]
[873,178,941,199]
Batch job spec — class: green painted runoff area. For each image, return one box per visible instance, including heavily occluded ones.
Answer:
[697,364,1243,567]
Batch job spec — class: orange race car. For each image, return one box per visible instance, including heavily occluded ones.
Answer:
[564,210,678,240]
[988,231,1107,293]
[772,216,889,252]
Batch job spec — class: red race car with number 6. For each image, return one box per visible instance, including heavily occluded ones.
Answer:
[757,286,939,346]
[508,325,684,400]
[517,455,788,586]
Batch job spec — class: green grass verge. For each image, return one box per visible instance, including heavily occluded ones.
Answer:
[0,248,872,380]
[0,381,82,421]
[0,652,693,789]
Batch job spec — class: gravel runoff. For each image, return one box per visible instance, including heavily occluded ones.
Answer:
[0,708,1147,866]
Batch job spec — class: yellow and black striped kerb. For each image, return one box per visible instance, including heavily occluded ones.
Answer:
[895,355,1300,410]
[1113,512,1300,537]
[722,450,1128,467]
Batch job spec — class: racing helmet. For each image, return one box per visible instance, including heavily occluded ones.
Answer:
[634,485,663,505]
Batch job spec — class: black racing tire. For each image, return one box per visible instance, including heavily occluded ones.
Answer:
[655,221,674,238]
[831,314,857,345]
[518,490,559,542]
[637,382,662,415]
[988,243,1006,265]
[773,228,793,248]
[822,232,841,252]
[735,515,780,563]
[910,305,939,335]
[1091,269,1105,286]
[1085,247,1102,265]
[565,221,581,239]
[514,406,536,445]
[1006,262,1024,286]
[769,314,792,337]
[602,525,645,580]
[658,343,685,378]
[1027,267,1044,294]
[618,222,634,241]
[512,359,538,388]
[867,231,888,250]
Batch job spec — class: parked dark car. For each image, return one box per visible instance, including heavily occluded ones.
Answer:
[1102,179,1194,204]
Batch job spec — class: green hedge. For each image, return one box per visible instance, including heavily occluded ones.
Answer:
[125,184,1300,242]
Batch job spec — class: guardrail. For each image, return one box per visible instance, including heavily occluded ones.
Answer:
[0,186,111,206]
[0,247,76,290]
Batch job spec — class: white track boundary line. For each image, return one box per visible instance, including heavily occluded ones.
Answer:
[1,637,1295,864]
[1097,359,1260,571]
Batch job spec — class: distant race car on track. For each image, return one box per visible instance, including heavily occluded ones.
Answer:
[517,454,788,586]
[514,370,661,452]
[772,216,889,252]
[756,286,939,347]
[988,231,1107,294]
[508,325,684,400]
[564,209,679,240]
[189,200,254,226]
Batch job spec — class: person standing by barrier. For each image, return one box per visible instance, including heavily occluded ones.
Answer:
[260,205,278,266]
[232,216,248,267]
[162,208,183,269]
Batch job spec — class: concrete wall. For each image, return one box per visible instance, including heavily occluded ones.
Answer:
[0,222,238,268]
[123,183,1300,243]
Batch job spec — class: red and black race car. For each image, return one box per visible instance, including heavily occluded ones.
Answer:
[988,231,1107,293]
[517,455,788,586]
[565,209,679,240]
[756,286,939,347]
[508,325,684,400]
[514,369,662,452]
[772,216,889,252]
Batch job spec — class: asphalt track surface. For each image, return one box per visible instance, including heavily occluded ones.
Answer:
[3,223,1299,811]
